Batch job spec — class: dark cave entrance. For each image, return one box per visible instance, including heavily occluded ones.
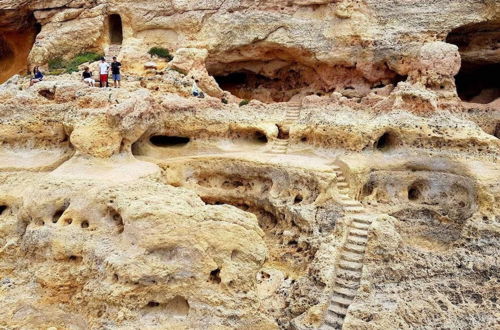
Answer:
[453,63,500,104]
[150,135,190,147]
[109,14,123,44]
[446,21,500,104]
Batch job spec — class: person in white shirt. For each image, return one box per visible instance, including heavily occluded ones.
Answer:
[98,57,110,88]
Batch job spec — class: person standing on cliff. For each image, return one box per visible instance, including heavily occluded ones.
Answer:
[111,56,122,88]
[98,57,110,88]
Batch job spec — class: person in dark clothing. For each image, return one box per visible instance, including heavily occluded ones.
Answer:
[82,67,95,87]
[30,66,44,86]
[111,57,122,88]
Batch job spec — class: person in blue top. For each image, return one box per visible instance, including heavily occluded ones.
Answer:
[30,66,44,86]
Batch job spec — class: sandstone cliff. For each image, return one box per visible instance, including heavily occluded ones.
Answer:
[0,0,499,329]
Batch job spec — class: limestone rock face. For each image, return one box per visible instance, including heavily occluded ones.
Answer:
[0,0,499,330]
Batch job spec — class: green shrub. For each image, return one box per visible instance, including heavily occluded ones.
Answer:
[221,98,228,104]
[48,57,65,71]
[148,47,173,61]
[239,99,250,107]
[48,52,103,74]
[66,52,103,73]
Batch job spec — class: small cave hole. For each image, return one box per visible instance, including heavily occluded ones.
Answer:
[147,301,160,308]
[408,182,425,201]
[81,220,89,229]
[165,296,190,317]
[64,218,73,225]
[254,131,268,143]
[68,255,82,262]
[52,205,68,223]
[0,205,7,215]
[362,181,375,197]
[375,131,397,151]
[108,207,124,234]
[209,268,221,284]
[293,194,303,204]
[150,135,190,147]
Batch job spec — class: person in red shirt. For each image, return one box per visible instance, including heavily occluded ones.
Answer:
[98,57,110,88]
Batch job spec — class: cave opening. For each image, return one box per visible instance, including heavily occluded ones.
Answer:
[446,21,500,104]
[150,135,190,147]
[453,63,500,104]
[408,181,427,201]
[254,131,268,144]
[0,12,41,83]
[207,45,406,104]
[0,205,7,215]
[209,268,221,284]
[109,14,123,45]
[375,131,397,151]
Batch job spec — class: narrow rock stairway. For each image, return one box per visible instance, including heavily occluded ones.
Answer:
[321,165,376,330]
[270,105,301,154]
[105,44,121,63]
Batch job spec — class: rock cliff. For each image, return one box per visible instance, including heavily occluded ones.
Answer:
[0,0,499,329]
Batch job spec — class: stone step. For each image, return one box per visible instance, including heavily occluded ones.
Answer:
[340,251,364,263]
[344,206,365,213]
[323,311,343,328]
[337,182,348,188]
[328,302,348,316]
[338,259,363,271]
[338,187,350,194]
[347,235,368,245]
[336,268,362,281]
[274,140,289,145]
[344,242,366,253]
[331,294,354,307]
[334,280,359,292]
[349,228,368,237]
[350,221,370,230]
[339,200,361,207]
[352,215,374,225]
[333,285,357,297]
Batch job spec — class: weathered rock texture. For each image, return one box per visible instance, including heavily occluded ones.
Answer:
[0,0,499,329]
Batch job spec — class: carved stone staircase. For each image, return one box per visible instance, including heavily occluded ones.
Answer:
[270,105,301,154]
[320,165,376,329]
[104,44,122,63]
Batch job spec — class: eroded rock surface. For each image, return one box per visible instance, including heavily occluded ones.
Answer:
[0,0,499,329]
